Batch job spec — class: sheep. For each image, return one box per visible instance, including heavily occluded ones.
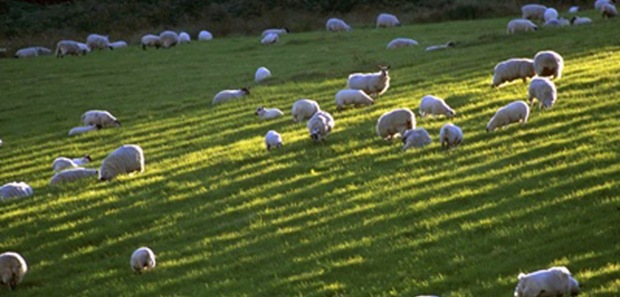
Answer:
[307,111,335,142]
[212,88,250,105]
[261,33,279,45]
[198,30,213,41]
[386,38,419,49]
[492,58,536,87]
[601,3,618,18]
[159,30,179,48]
[141,34,161,50]
[0,252,27,290]
[402,128,432,150]
[570,16,592,25]
[419,95,456,118]
[109,41,128,49]
[255,67,271,82]
[179,32,191,44]
[376,108,416,141]
[544,8,559,22]
[0,182,33,201]
[486,101,530,132]
[595,0,615,10]
[255,106,284,120]
[81,110,121,127]
[544,18,570,27]
[439,123,463,149]
[99,145,145,181]
[265,130,283,150]
[425,41,456,52]
[514,266,580,297]
[130,247,156,274]
[86,34,112,50]
[68,124,101,136]
[326,18,352,32]
[347,65,391,99]
[376,13,401,28]
[568,6,579,13]
[55,40,85,58]
[50,168,98,186]
[291,99,320,122]
[528,77,557,109]
[262,28,289,36]
[521,4,547,20]
[507,19,539,34]
[52,155,92,172]
[335,89,374,110]
[533,50,564,79]
[14,46,52,58]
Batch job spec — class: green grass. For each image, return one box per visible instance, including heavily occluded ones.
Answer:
[1,10,619,297]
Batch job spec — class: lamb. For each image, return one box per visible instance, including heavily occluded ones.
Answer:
[326,18,352,32]
[544,18,570,27]
[262,28,289,36]
[486,101,530,132]
[601,3,618,18]
[439,123,463,149]
[528,77,557,109]
[141,34,161,50]
[425,41,456,52]
[0,182,33,201]
[99,144,145,181]
[507,19,539,34]
[492,58,536,87]
[265,130,283,150]
[86,34,112,50]
[261,33,279,45]
[402,128,432,150]
[521,4,547,20]
[0,252,27,290]
[109,41,128,49]
[255,106,284,120]
[533,50,564,79]
[198,30,213,41]
[81,110,121,127]
[335,89,374,110]
[307,111,335,142]
[386,38,419,49]
[570,16,592,25]
[376,13,401,28]
[14,46,52,58]
[68,124,101,136]
[130,247,156,274]
[595,0,614,10]
[50,168,98,186]
[291,99,320,122]
[179,32,191,44]
[514,266,580,297]
[55,40,86,58]
[255,67,271,82]
[159,30,179,48]
[52,155,92,172]
[376,108,416,141]
[212,88,250,105]
[419,95,455,118]
[347,65,390,98]
[544,8,559,22]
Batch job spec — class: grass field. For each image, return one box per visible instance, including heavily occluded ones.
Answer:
[1,9,619,297]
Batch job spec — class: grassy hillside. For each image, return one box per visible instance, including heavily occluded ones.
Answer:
[1,10,619,297]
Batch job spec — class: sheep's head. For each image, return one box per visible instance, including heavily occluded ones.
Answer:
[255,106,265,115]
[446,41,456,47]
[114,120,121,127]
[84,155,92,162]
[570,16,577,24]
[241,87,251,95]
[284,27,290,33]
[447,110,456,118]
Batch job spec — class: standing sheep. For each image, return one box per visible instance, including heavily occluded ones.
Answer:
[55,40,85,58]
[52,155,92,172]
[402,128,432,150]
[418,95,455,118]
[376,108,416,141]
[159,31,179,48]
[212,88,250,105]
[544,8,559,22]
[0,252,27,290]
[347,65,391,99]
[50,168,98,186]
[261,33,279,45]
[601,3,618,18]
[255,67,271,82]
[492,58,536,87]
[291,99,320,123]
[86,34,112,50]
[521,4,548,20]
[198,30,213,41]
[81,110,121,127]
[0,182,33,201]
[425,41,456,52]
[439,123,463,149]
[99,145,145,181]
[130,247,156,274]
[14,47,52,58]
[528,77,557,109]
[179,32,191,44]
[514,266,580,297]
[507,19,539,34]
[255,106,284,120]
[307,111,335,142]
[376,13,401,28]
[533,50,564,79]
[326,18,352,32]
[141,34,161,50]
[386,38,419,49]
[265,130,283,150]
[335,89,374,110]
[68,124,102,136]
[486,101,530,132]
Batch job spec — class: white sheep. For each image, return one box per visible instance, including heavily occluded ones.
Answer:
[141,34,161,50]
[179,32,191,44]
[198,30,213,41]
[159,30,179,48]
[568,6,579,13]
[255,67,271,82]
[521,4,547,20]
[347,65,390,98]
[570,16,592,25]
[0,252,27,290]
[533,50,564,79]
[544,18,570,27]
[601,3,618,18]
[335,89,374,110]
[419,95,455,118]
[109,41,128,49]
[50,168,98,186]
[514,266,580,297]
[0,182,33,201]
[376,108,416,141]
[492,58,536,87]
[212,88,250,105]
[261,33,279,45]
[402,128,432,150]
[326,18,351,32]
[262,28,289,36]
[86,34,111,50]
[81,110,121,127]
[386,38,419,49]
[291,99,320,122]
[595,0,614,10]
[265,130,283,150]
[544,8,559,22]
[376,13,401,28]
[486,101,530,132]
[130,247,156,274]
[52,155,92,172]
[99,145,145,181]
[507,19,539,34]
[14,46,52,58]
[439,123,463,149]
[255,106,284,120]
[68,125,101,136]
[55,40,86,58]
[528,77,557,109]
[307,111,335,142]
[425,41,456,52]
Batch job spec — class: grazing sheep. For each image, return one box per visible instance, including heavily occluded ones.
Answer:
[261,33,279,44]
[402,128,432,150]
[179,32,191,44]
[255,106,284,120]
[99,145,145,181]
[425,41,456,52]
[291,99,320,122]
[307,111,335,142]
[544,8,559,22]
[419,95,455,118]
[212,88,250,105]
[335,89,374,110]
[255,67,271,82]
[514,266,580,297]
[0,252,27,290]
[326,18,351,32]
[265,130,283,150]
[601,3,618,18]
[130,247,156,274]
[533,50,564,79]
[486,101,530,132]
[570,16,592,25]
[109,41,128,49]
[159,30,179,48]
[376,108,416,141]
[141,34,161,50]
[440,123,463,149]
[50,168,98,186]
[507,19,539,34]
[262,28,289,36]
[86,34,112,50]
[347,65,391,98]
[376,13,401,28]
[81,110,121,127]
[568,6,579,13]
[544,18,570,27]
[386,38,419,49]
[52,155,92,172]
[595,0,614,10]
[521,4,548,20]
[492,58,536,87]
[68,124,101,136]
[55,40,85,58]
[0,182,33,200]
[528,77,557,109]
[198,30,213,41]
[14,46,52,58]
